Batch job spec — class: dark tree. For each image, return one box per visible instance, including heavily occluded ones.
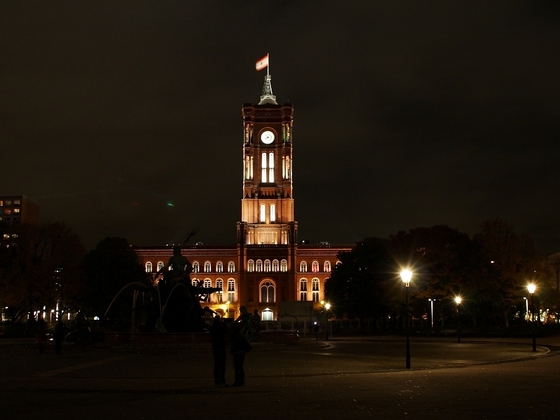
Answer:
[325,237,395,333]
[81,237,150,322]
[0,222,86,323]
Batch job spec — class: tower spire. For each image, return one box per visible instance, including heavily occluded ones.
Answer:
[257,54,277,105]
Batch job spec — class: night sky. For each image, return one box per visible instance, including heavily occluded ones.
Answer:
[2,1,559,254]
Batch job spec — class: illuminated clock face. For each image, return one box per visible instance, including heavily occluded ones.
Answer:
[260,130,275,144]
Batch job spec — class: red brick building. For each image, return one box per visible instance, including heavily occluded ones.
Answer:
[134,73,351,321]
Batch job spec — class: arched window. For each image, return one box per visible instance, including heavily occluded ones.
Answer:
[192,278,198,287]
[228,279,236,302]
[256,259,263,272]
[264,259,271,272]
[203,278,212,288]
[312,261,319,273]
[192,261,200,273]
[248,260,255,272]
[204,261,212,273]
[281,259,288,272]
[145,262,153,273]
[215,279,223,303]
[324,261,331,273]
[260,280,275,303]
[268,152,275,183]
[228,261,235,272]
[216,261,223,273]
[312,278,320,302]
[270,204,276,222]
[300,261,307,272]
[299,278,308,301]
[261,152,268,183]
[272,259,279,272]
[157,261,165,272]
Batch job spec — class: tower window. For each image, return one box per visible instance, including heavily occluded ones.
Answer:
[268,152,274,183]
[270,204,276,222]
[260,204,266,222]
[261,152,267,182]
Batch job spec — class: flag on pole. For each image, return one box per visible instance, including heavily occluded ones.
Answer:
[255,54,269,71]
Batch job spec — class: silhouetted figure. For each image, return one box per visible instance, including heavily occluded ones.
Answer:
[166,246,192,281]
[209,316,228,386]
[53,320,66,354]
[230,322,251,387]
[37,318,47,353]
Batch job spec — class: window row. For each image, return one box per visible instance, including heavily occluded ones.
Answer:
[299,260,331,273]
[247,259,287,272]
[191,278,237,303]
[144,261,236,273]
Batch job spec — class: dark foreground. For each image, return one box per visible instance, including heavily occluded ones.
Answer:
[1,335,558,420]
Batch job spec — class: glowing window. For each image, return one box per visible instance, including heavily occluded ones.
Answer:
[157,261,165,272]
[256,260,263,272]
[215,279,223,303]
[324,261,331,272]
[300,278,308,301]
[261,152,267,182]
[145,262,153,273]
[312,261,319,273]
[260,204,266,222]
[248,260,254,272]
[268,152,274,183]
[216,261,223,273]
[281,259,288,272]
[192,261,200,273]
[272,259,279,272]
[204,261,211,273]
[300,261,307,272]
[270,204,275,222]
[262,308,273,321]
[312,278,320,302]
[228,261,235,272]
[228,279,236,302]
[264,259,271,272]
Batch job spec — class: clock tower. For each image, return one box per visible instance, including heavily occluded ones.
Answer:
[238,72,297,246]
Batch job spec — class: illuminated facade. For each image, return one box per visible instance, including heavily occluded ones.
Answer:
[134,74,351,320]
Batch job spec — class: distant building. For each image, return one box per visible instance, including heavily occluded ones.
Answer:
[134,72,352,321]
[0,195,39,226]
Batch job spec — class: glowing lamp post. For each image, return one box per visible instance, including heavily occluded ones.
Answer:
[324,302,331,341]
[454,296,462,343]
[400,269,412,369]
[527,283,537,352]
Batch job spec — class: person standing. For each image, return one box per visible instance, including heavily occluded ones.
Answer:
[209,316,228,386]
[230,322,251,387]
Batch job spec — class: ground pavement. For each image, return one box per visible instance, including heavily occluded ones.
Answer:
[1,335,559,420]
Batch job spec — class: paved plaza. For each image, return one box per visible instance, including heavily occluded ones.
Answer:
[1,335,559,419]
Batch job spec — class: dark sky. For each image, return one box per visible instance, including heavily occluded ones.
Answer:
[1,1,559,254]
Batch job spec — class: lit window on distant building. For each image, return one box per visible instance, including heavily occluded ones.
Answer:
[216,261,223,273]
[312,278,320,302]
[281,259,287,272]
[299,278,308,301]
[228,279,236,302]
[270,204,275,222]
[204,261,211,272]
[262,308,273,321]
[264,259,271,272]
[192,261,200,273]
[256,260,263,272]
[13,208,20,214]
[324,261,331,272]
[300,261,307,272]
[215,279,223,303]
[145,262,153,273]
[312,261,319,273]
[260,204,266,222]
[228,261,235,272]
[248,260,254,272]
[272,259,279,272]
[157,261,165,271]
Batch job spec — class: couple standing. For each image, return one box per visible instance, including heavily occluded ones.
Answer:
[210,316,252,387]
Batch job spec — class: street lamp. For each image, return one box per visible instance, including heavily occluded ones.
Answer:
[454,296,462,343]
[527,283,537,352]
[324,302,331,341]
[400,269,412,369]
